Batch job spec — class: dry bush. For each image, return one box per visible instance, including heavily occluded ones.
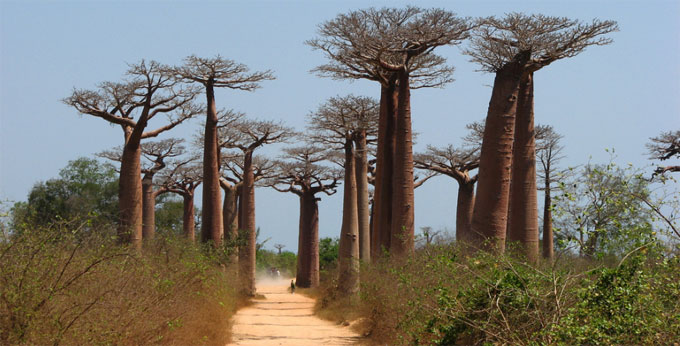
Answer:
[314,242,680,345]
[0,221,240,345]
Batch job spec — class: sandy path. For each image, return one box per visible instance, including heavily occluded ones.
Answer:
[227,278,361,346]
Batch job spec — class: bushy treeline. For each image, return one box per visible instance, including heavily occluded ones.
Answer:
[0,222,239,345]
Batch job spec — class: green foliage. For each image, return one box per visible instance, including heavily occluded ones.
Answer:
[0,223,239,345]
[11,157,118,231]
[256,248,297,277]
[319,237,339,271]
[548,253,680,344]
[351,245,680,345]
[553,159,658,257]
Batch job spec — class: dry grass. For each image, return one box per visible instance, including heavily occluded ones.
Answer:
[0,223,242,345]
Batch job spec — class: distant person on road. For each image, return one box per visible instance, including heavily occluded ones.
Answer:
[290,280,296,294]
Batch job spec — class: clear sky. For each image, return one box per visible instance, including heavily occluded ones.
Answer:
[1,0,679,252]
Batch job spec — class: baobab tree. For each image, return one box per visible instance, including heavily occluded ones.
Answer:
[139,139,184,240]
[274,244,285,255]
[308,7,468,260]
[465,14,617,257]
[269,146,340,288]
[64,60,200,248]
[174,56,274,246]
[535,125,565,260]
[157,158,202,241]
[308,95,379,294]
[648,130,680,176]
[219,153,276,260]
[414,143,479,243]
[220,118,293,296]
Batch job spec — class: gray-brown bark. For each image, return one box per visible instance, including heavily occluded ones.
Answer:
[354,130,371,262]
[390,71,415,257]
[338,138,359,295]
[469,55,528,253]
[507,73,539,262]
[239,152,256,295]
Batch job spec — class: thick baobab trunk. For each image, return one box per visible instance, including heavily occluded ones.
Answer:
[456,181,475,244]
[223,183,240,263]
[354,130,370,262]
[222,183,239,243]
[338,138,359,295]
[141,176,155,241]
[390,71,415,257]
[371,81,398,260]
[296,191,320,288]
[239,152,257,296]
[183,193,195,241]
[201,81,223,245]
[507,73,539,262]
[119,143,143,249]
[470,56,527,253]
[542,173,554,259]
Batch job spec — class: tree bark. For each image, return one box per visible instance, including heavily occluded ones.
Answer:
[201,80,224,246]
[239,152,257,296]
[470,57,527,253]
[223,183,240,262]
[542,172,554,259]
[119,143,143,250]
[183,193,195,242]
[507,73,539,262]
[456,181,476,244]
[297,191,320,288]
[338,138,359,295]
[390,70,415,257]
[371,81,398,260]
[141,176,155,241]
[354,130,370,262]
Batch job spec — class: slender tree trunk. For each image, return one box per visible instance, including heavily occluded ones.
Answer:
[141,176,155,241]
[354,130,370,262]
[390,71,415,257]
[239,152,256,296]
[297,191,320,288]
[201,81,223,246]
[183,193,195,242]
[119,143,143,250]
[470,57,527,253]
[456,181,476,244]
[371,81,398,260]
[542,173,554,259]
[508,73,539,262]
[338,138,359,295]
[223,183,240,263]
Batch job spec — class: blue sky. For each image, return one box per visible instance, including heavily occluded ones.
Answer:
[1,0,678,252]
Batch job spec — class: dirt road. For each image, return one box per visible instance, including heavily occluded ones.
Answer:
[227,278,361,345]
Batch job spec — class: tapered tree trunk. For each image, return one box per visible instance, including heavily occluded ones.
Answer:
[183,193,195,241]
[239,152,257,296]
[390,71,415,257]
[542,173,554,259]
[119,142,143,250]
[338,138,359,295]
[141,176,155,241]
[201,81,223,246]
[456,181,475,244]
[354,130,370,262]
[223,183,240,263]
[371,81,398,260]
[508,73,539,262]
[297,191,320,288]
[470,56,528,253]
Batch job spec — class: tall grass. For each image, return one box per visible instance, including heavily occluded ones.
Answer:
[0,221,240,345]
